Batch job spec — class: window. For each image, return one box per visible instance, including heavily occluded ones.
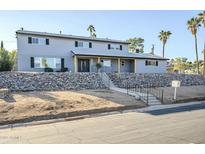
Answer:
[32,38,39,44]
[78,42,83,47]
[145,60,158,66]
[75,41,91,48]
[108,44,122,50]
[34,57,41,68]
[28,37,49,45]
[33,57,61,68]
[102,60,111,67]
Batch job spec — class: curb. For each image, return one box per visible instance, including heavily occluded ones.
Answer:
[0,105,145,130]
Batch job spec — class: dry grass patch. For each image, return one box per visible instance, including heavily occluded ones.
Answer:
[0,89,145,123]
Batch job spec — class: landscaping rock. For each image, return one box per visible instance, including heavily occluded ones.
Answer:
[107,73,205,88]
[0,72,106,91]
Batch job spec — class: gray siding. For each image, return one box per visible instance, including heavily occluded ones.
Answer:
[17,33,128,72]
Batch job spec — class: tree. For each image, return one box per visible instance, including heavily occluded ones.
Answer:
[9,50,17,70]
[187,17,201,74]
[198,11,205,27]
[96,62,102,73]
[158,30,172,58]
[198,11,205,75]
[1,41,3,49]
[0,48,12,71]
[87,25,96,38]
[172,57,188,73]
[127,37,144,53]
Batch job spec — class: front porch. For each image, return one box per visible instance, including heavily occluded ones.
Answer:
[73,56,137,73]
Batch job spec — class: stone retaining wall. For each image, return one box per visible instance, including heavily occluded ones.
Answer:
[107,73,205,88]
[0,72,105,91]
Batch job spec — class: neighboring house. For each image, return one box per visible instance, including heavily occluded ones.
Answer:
[16,30,168,73]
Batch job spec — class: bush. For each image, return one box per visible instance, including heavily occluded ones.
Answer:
[44,67,54,72]
[61,67,68,72]
[0,48,15,71]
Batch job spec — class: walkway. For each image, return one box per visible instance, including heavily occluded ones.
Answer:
[101,73,161,105]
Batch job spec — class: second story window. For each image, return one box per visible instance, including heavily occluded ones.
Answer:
[75,41,92,48]
[28,37,49,45]
[108,44,123,50]
[78,41,83,47]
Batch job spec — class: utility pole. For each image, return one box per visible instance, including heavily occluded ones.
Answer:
[150,44,155,55]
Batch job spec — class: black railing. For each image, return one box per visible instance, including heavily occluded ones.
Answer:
[126,82,164,104]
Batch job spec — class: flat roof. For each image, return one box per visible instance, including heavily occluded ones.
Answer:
[71,50,169,60]
[16,30,130,44]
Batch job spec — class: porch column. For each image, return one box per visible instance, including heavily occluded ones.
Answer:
[117,58,121,74]
[97,57,100,63]
[134,59,137,73]
[74,56,77,73]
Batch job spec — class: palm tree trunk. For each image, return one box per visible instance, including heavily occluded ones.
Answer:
[194,34,200,74]
[203,42,205,75]
[162,43,165,58]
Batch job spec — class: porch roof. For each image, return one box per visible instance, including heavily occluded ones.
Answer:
[71,50,169,60]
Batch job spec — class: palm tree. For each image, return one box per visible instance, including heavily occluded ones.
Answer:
[187,17,201,74]
[158,30,172,58]
[198,11,205,27]
[87,25,96,38]
[198,11,205,75]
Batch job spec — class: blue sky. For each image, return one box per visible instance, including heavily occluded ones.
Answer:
[0,10,205,61]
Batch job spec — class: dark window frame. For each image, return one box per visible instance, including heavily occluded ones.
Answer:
[28,37,32,44]
[46,38,49,45]
[108,44,111,50]
[75,41,78,47]
[120,45,122,50]
[89,42,92,48]
[30,57,34,68]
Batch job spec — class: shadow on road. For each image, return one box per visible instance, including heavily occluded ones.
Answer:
[146,103,205,115]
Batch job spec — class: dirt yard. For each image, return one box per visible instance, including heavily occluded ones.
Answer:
[0,89,145,124]
[160,85,205,104]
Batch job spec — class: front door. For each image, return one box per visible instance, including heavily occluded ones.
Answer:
[78,59,90,72]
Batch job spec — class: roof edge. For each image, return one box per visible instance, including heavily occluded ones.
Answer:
[16,30,130,44]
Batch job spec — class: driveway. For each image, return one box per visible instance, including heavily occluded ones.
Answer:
[0,101,205,143]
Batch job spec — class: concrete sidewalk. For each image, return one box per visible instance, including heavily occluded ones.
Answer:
[135,100,205,112]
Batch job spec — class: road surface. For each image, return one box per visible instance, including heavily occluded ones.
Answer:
[0,102,205,143]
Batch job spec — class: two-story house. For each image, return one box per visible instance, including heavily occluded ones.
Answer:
[16,30,168,73]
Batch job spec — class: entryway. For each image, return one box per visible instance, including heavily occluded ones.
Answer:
[78,59,90,72]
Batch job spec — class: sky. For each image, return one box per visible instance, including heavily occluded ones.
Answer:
[0,10,205,61]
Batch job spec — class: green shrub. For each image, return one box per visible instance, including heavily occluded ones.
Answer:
[61,67,68,72]
[44,67,54,72]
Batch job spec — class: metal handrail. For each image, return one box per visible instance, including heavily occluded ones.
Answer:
[126,82,164,104]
